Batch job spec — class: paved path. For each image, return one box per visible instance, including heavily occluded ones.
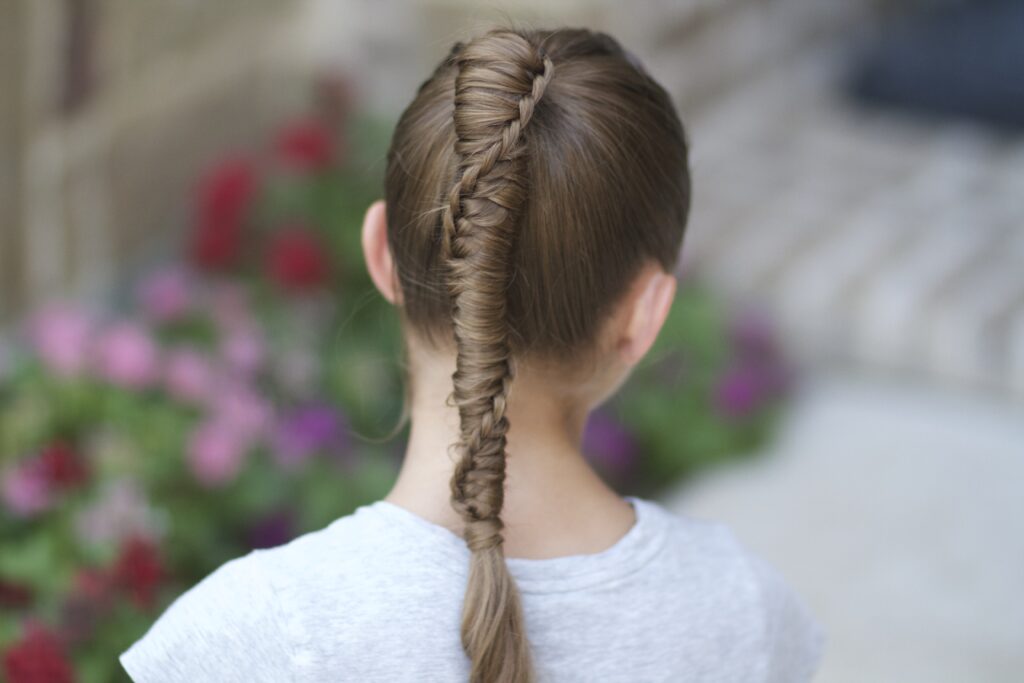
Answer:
[666,369,1024,683]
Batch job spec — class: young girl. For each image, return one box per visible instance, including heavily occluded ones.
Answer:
[120,25,824,682]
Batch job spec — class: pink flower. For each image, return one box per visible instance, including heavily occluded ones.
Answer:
[73,477,163,546]
[1,458,53,517]
[136,265,193,322]
[209,381,273,443]
[92,321,160,389]
[220,326,265,377]
[163,347,215,404]
[187,417,250,487]
[23,302,95,377]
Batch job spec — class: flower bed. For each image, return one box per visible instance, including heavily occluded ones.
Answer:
[0,84,793,682]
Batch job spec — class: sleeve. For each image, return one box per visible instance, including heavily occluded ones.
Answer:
[746,551,826,683]
[118,549,296,683]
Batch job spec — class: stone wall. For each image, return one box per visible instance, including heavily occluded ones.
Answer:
[0,0,869,325]
[0,0,319,323]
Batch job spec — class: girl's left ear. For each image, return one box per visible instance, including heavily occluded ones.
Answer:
[616,266,677,367]
[361,199,402,305]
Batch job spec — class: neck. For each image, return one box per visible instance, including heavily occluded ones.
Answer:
[383,342,635,559]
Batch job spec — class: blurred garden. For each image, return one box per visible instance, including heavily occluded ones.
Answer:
[0,77,793,682]
[6,0,1024,679]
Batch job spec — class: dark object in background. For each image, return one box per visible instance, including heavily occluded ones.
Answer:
[847,0,1024,130]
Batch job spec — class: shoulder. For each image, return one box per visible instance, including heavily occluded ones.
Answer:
[640,500,826,682]
[119,548,301,682]
[740,548,826,682]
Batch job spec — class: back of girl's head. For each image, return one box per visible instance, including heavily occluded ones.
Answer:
[383,25,691,683]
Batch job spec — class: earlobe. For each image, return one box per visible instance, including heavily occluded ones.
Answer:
[361,199,401,305]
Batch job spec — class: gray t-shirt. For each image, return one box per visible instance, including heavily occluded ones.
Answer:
[119,496,825,682]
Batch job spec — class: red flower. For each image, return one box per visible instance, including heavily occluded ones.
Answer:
[266,227,331,291]
[189,157,258,270]
[0,578,34,609]
[275,118,335,172]
[110,535,164,611]
[2,621,75,683]
[39,440,89,491]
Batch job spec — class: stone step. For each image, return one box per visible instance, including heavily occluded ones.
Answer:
[678,45,1024,397]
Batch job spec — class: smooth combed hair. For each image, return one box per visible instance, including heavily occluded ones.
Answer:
[383,25,691,683]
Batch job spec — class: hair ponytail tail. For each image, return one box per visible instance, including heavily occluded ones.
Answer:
[441,28,554,683]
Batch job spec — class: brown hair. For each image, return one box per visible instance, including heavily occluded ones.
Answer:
[383,25,690,683]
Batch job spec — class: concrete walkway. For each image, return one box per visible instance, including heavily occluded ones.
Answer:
[666,369,1024,683]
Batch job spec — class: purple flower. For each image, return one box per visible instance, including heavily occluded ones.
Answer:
[23,302,96,377]
[713,364,766,419]
[582,410,639,477]
[92,321,161,389]
[136,264,193,322]
[271,403,349,470]
[163,346,215,404]
[187,417,250,487]
[1,458,53,517]
[245,508,295,549]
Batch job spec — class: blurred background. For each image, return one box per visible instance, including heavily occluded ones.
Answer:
[1,0,1021,681]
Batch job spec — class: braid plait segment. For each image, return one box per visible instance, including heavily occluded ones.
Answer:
[442,31,554,554]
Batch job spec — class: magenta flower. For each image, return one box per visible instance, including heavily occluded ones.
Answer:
[91,321,160,389]
[271,403,349,470]
[713,364,765,419]
[187,417,250,487]
[1,458,53,517]
[582,410,639,477]
[23,302,95,377]
[163,346,215,404]
[136,264,193,322]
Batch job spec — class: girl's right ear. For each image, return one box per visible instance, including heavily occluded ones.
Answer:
[361,199,402,305]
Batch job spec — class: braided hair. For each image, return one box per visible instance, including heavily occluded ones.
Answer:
[384,25,690,683]
[441,30,554,683]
